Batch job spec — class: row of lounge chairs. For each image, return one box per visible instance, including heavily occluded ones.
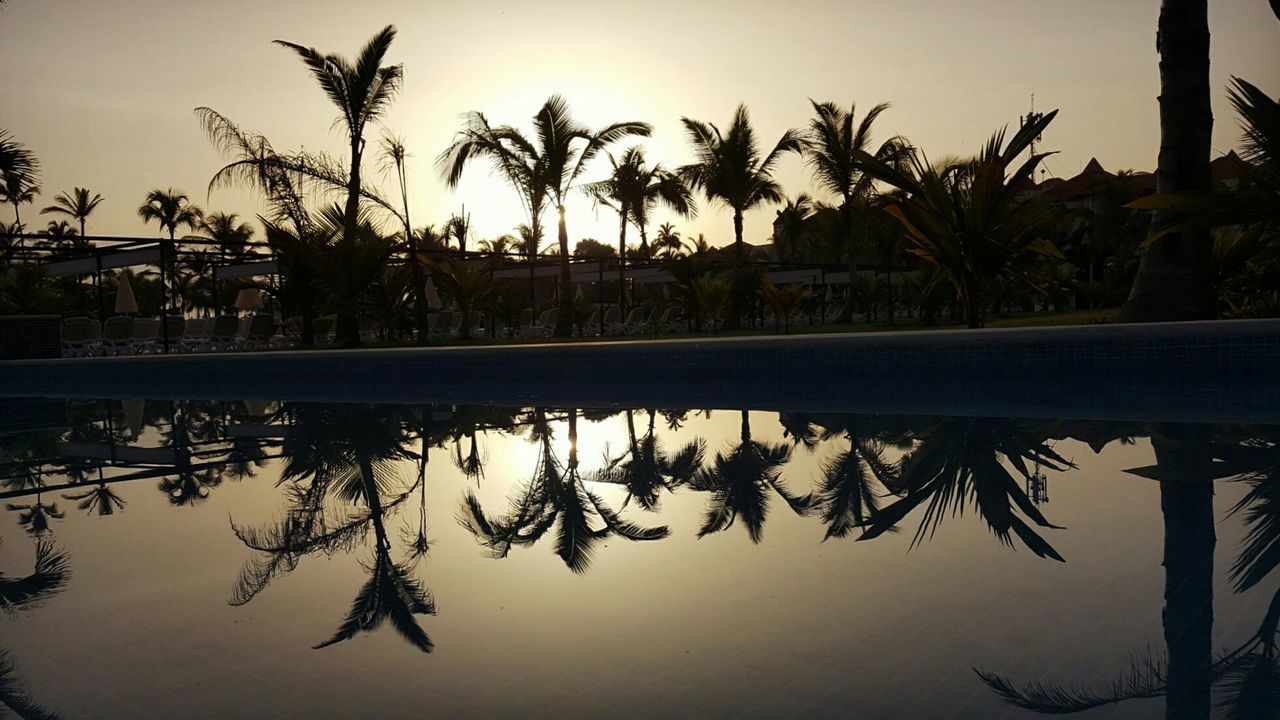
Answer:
[61,315,292,356]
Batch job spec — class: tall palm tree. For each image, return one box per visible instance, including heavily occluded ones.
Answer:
[379,132,430,341]
[275,25,403,346]
[772,193,815,263]
[445,209,470,257]
[653,222,683,258]
[803,100,908,322]
[585,146,695,310]
[688,410,811,543]
[440,96,650,336]
[678,105,802,328]
[1119,0,1215,322]
[39,187,104,236]
[137,188,203,240]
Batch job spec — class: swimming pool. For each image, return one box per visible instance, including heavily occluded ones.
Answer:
[1,397,1275,718]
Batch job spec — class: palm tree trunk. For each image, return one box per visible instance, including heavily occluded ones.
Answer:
[1119,0,1214,323]
[724,209,746,331]
[79,218,86,237]
[617,205,628,316]
[838,198,856,323]
[554,205,573,337]
[337,138,364,346]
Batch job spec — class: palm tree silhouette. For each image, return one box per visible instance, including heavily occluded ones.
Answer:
[653,222,683,259]
[678,105,802,328]
[803,100,907,322]
[585,146,695,310]
[39,187,104,237]
[0,649,64,720]
[199,211,254,260]
[440,96,651,336]
[854,112,1063,327]
[597,409,704,511]
[137,188,203,240]
[378,132,430,341]
[275,24,403,346]
[0,130,38,231]
[858,417,1070,560]
[688,410,811,543]
[801,415,902,540]
[61,482,126,516]
[457,408,669,573]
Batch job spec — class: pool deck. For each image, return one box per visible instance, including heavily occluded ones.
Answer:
[2,319,1279,424]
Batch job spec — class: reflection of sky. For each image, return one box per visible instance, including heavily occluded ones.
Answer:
[0,406,1272,718]
[1,1,1277,250]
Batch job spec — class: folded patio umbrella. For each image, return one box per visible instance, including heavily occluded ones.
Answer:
[115,271,138,314]
[424,276,443,310]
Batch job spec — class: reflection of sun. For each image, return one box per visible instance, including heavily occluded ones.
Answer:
[494,412,631,482]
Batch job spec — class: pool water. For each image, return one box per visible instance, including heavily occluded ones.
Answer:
[1,399,1277,719]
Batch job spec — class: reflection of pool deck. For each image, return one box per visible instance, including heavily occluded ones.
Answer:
[3,319,1279,423]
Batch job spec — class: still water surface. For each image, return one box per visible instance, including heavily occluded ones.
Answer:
[1,399,1276,719]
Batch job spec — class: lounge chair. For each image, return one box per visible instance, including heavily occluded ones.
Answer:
[61,317,92,357]
[161,316,186,351]
[621,307,649,335]
[182,317,211,351]
[100,316,134,355]
[242,314,278,349]
[130,318,160,354]
[599,307,622,336]
[209,315,241,351]
[312,315,336,345]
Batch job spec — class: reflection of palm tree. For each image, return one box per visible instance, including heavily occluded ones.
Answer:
[859,417,1069,560]
[6,494,64,536]
[977,427,1280,718]
[458,408,668,573]
[229,404,435,651]
[689,410,810,543]
[62,482,126,516]
[598,410,703,511]
[0,539,70,611]
[810,419,900,541]
[0,649,64,720]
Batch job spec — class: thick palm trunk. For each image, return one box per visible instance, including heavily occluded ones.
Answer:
[1120,0,1214,322]
[554,205,574,337]
[1151,426,1215,720]
[334,138,364,346]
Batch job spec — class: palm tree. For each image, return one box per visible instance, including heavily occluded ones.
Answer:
[0,130,39,229]
[757,280,811,333]
[854,111,1063,327]
[653,222,683,258]
[379,132,430,341]
[199,211,255,259]
[803,100,908,322]
[421,256,500,340]
[445,210,470,257]
[39,187,104,236]
[678,105,802,328]
[457,408,669,573]
[440,96,651,337]
[275,25,403,346]
[1119,0,1215,322]
[137,188,203,240]
[688,410,811,543]
[0,538,69,610]
[585,146,694,311]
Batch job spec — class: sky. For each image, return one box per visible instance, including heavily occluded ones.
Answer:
[1,0,1277,250]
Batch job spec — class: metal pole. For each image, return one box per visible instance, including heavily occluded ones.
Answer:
[597,260,604,334]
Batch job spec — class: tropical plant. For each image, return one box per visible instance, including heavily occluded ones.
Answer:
[687,410,811,542]
[199,211,255,259]
[275,24,404,346]
[0,538,69,611]
[804,99,908,321]
[772,193,814,263]
[39,187,103,237]
[421,256,500,340]
[440,95,650,336]
[653,222,683,259]
[854,111,1064,327]
[137,188,203,240]
[758,280,812,333]
[692,277,730,333]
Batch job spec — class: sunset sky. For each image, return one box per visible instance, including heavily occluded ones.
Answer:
[2,0,1277,249]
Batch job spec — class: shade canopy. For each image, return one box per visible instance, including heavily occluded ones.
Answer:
[424,277,443,310]
[234,288,264,312]
[114,270,138,314]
